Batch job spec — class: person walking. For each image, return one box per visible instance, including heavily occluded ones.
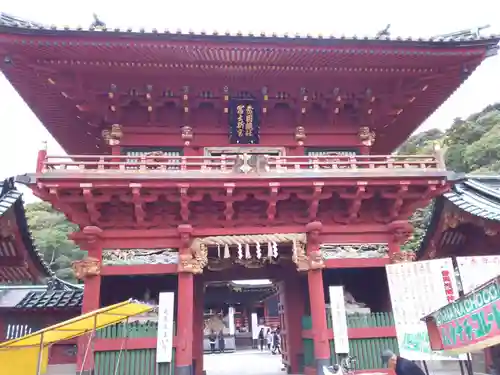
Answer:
[258,327,265,351]
[217,330,225,353]
[266,328,273,350]
[208,331,217,354]
[272,328,281,355]
[381,349,426,375]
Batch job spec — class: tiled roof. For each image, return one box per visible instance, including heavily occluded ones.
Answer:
[0,178,53,280]
[1,12,499,47]
[417,176,500,259]
[443,177,500,221]
[0,278,83,309]
[0,179,22,216]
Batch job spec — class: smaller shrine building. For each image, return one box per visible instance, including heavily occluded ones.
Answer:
[417,176,500,374]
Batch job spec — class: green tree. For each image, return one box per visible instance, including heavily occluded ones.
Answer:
[397,128,444,155]
[25,202,85,281]
[397,102,500,253]
[401,206,433,253]
[444,107,500,173]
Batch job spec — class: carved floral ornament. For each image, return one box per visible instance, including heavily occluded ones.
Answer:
[389,251,416,263]
[101,124,123,146]
[387,220,414,245]
[295,126,306,146]
[181,125,193,146]
[358,126,376,147]
[72,257,101,280]
[443,210,498,236]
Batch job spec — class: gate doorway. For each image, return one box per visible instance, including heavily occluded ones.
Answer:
[193,245,307,375]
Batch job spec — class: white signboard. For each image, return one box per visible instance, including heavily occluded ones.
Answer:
[251,313,259,340]
[156,292,175,363]
[457,256,500,294]
[328,286,349,354]
[386,259,465,361]
[228,306,235,335]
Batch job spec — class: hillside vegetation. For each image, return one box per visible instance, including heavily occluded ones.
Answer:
[400,103,500,251]
[23,103,500,280]
[25,202,85,281]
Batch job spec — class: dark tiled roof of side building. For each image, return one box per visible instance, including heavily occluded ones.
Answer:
[0,178,53,280]
[0,12,499,48]
[417,176,500,259]
[0,278,83,309]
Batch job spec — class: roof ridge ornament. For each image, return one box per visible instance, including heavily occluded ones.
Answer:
[432,25,490,40]
[376,24,391,39]
[0,12,45,28]
[90,13,106,30]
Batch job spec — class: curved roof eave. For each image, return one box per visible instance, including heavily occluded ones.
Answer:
[416,176,500,259]
[0,177,53,280]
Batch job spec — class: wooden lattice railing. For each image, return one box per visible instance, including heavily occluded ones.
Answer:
[38,153,445,174]
[302,311,395,330]
[267,154,442,170]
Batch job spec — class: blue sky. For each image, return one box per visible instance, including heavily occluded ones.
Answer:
[1,0,499,202]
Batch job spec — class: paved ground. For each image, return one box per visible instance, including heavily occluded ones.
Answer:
[202,351,486,375]
[204,349,284,375]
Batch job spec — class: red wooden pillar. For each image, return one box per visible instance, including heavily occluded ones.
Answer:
[110,144,121,169]
[388,237,400,257]
[176,224,195,375]
[75,226,103,375]
[35,141,47,173]
[193,277,205,375]
[282,274,305,373]
[176,273,194,375]
[306,222,330,375]
[111,145,121,156]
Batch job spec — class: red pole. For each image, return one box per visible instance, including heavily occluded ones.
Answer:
[306,222,330,375]
[193,277,204,375]
[283,275,305,373]
[176,272,194,375]
[308,270,330,372]
[75,227,103,375]
[36,141,47,173]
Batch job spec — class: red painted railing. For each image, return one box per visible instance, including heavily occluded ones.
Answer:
[38,153,445,174]
[40,155,237,172]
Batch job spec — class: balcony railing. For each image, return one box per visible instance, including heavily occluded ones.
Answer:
[38,153,445,175]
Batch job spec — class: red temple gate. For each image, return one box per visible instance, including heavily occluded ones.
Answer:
[0,11,498,375]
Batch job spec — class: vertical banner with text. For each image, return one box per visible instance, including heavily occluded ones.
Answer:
[156,292,175,363]
[329,285,349,354]
[251,313,259,340]
[229,100,260,144]
[229,306,236,335]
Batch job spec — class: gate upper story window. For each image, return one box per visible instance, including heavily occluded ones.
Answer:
[305,148,359,169]
[122,147,183,170]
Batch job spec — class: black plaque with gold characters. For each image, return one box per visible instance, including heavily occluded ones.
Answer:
[229,101,260,144]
